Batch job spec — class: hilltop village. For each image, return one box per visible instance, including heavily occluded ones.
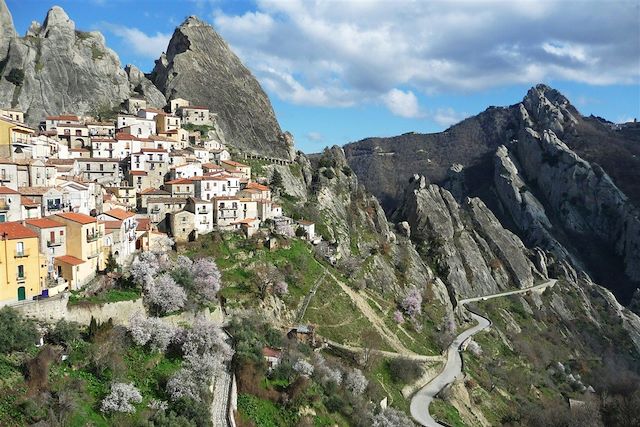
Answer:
[0,98,315,305]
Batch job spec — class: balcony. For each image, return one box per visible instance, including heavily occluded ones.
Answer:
[0,202,9,212]
[86,231,103,242]
[14,250,30,258]
[150,207,161,214]
[0,174,13,182]
[87,251,100,259]
[47,238,64,247]
[46,204,63,212]
[16,275,26,282]
[198,208,209,214]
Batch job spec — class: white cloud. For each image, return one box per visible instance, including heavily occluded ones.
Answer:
[102,24,170,59]
[208,0,639,109]
[306,132,323,142]
[431,108,468,127]
[383,89,422,118]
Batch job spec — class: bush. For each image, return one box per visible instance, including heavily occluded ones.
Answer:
[5,68,24,86]
[48,319,81,347]
[322,168,336,179]
[0,307,38,353]
[388,358,422,383]
[345,368,368,395]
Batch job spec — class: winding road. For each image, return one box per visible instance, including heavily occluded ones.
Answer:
[409,279,557,427]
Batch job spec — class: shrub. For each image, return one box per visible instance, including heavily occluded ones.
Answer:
[388,358,422,383]
[100,382,142,413]
[271,169,284,189]
[273,281,288,296]
[0,307,38,353]
[5,68,24,86]
[48,319,81,347]
[322,168,336,179]
[371,407,416,426]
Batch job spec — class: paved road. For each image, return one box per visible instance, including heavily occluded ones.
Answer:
[409,279,557,427]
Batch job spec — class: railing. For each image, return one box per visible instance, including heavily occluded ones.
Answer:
[0,174,12,182]
[87,251,100,259]
[86,231,103,242]
[46,204,62,212]
[150,207,161,214]
[47,239,64,247]
[14,250,29,258]
[16,275,26,282]
[0,202,9,211]
[198,208,209,214]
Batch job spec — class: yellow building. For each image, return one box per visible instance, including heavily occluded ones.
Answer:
[0,116,35,158]
[0,221,43,303]
[53,212,105,289]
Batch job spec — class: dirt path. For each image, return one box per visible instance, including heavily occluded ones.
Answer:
[324,270,415,355]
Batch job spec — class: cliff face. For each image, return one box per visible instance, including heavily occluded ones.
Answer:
[0,3,163,125]
[392,175,542,298]
[150,17,292,160]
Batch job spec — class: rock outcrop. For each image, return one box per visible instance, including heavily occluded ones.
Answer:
[150,16,291,159]
[0,0,15,59]
[0,3,163,125]
[393,174,540,298]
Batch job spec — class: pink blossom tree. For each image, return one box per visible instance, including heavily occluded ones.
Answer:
[400,287,423,317]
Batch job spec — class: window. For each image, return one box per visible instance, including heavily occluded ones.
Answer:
[17,265,24,279]
[86,164,90,171]
[99,164,104,171]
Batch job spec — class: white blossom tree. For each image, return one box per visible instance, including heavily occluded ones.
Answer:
[293,359,314,377]
[313,355,342,386]
[345,368,368,395]
[130,252,159,285]
[100,382,142,414]
[128,313,177,352]
[371,407,416,426]
[191,258,222,301]
[181,317,232,358]
[144,274,187,315]
[166,353,217,402]
[273,281,288,296]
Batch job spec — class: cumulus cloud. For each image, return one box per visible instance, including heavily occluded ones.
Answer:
[431,108,468,127]
[210,0,639,112]
[305,132,323,142]
[383,89,422,118]
[102,24,170,59]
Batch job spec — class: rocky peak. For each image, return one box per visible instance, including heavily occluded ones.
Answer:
[0,0,16,59]
[41,6,75,37]
[0,3,163,124]
[150,15,289,159]
[521,84,578,136]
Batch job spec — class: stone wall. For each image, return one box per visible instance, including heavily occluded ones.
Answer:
[12,293,224,326]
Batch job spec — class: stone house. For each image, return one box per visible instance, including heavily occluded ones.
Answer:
[125,97,147,115]
[169,98,190,114]
[169,210,195,243]
[0,186,22,222]
[56,124,90,149]
[147,197,188,231]
[0,108,24,123]
[212,196,258,228]
[163,178,195,198]
[178,106,212,126]
[128,170,149,192]
[185,197,214,235]
[77,158,120,185]
[19,186,66,217]
[138,188,170,211]
[98,208,137,265]
[220,159,251,180]
[0,159,19,190]
[44,115,80,132]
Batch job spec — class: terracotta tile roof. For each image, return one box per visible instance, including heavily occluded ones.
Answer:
[0,186,19,195]
[262,347,282,358]
[129,170,147,176]
[246,182,269,191]
[136,218,151,231]
[221,160,249,168]
[140,148,168,153]
[234,217,258,225]
[104,208,134,220]
[55,254,84,266]
[0,221,38,239]
[24,218,64,229]
[298,220,314,225]
[140,188,170,195]
[165,178,193,185]
[21,196,40,206]
[142,108,164,114]
[101,220,122,229]
[19,186,60,196]
[56,212,97,225]
[46,115,79,121]
[183,105,209,110]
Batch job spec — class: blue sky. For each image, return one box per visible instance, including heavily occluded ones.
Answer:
[7,0,640,153]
